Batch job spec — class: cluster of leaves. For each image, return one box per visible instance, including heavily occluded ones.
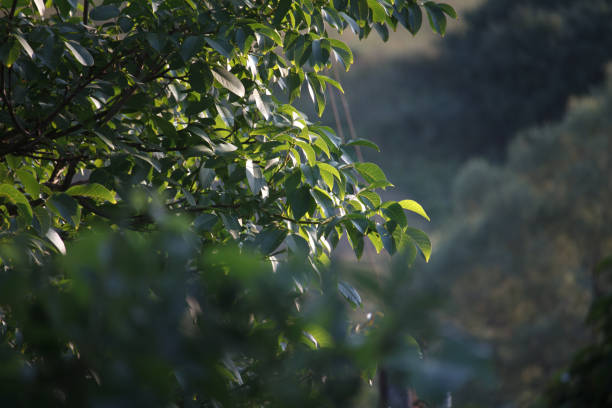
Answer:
[0,0,455,405]
[0,0,446,279]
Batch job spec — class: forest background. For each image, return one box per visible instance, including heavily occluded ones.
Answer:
[320,0,612,406]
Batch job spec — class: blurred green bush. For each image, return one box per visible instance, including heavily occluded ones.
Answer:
[430,69,612,406]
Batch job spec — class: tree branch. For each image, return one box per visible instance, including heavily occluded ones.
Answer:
[8,0,17,19]
[0,67,30,138]
[83,0,88,24]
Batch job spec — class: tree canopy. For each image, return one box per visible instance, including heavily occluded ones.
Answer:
[0,0,455,405]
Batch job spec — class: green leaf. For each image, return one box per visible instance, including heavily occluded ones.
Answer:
[16,169,40,198]
[405,227,431,262]
[205,37,233,60]
[338,280,362,308]
[253,89,271,120]
[376,223,396,255]
[317,74,344,93]
[15,35,34,59]
[194,213,218,232]
[367,230,383,253]
[345,222,364,258]
[65,40,94,66]
[437,3,457,18]
[358,190,381,209]
[273,0,292,27]
[212,67,245,97]
[90,4,120,20]
[424,2,447,35]
[287,186,312,220]
[398,199,430,221]
[246,159,269,198]
[255,228,287,254]
[214,142,238,155]
[199,167,215,189]
[295,140,316,166]
[0,183,32,223]
[311,188,335,217]
[32,0,45,16]
[286,234,310,256]
[354,162,392,187]
[66,183,117,203]
[1,39,21,68]
[406,3,422,35]
[345,139,380,151]
[189,62,213,93]
[33,207,51,235]
[367,0,387,23]
[48,193,81,228]
[382,202,407,228]
[180,36,205,61]
[45,228,66,255]
[249,23,282,46]
[328,38,353,71]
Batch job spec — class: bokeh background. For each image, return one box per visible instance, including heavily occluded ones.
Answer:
[304,0,612,406]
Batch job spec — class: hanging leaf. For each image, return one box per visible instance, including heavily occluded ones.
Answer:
[424,2,447,35]
[338,280,362,308]
[212,67,245,97]
[246,159,269,198]
[65,40,94,66]
[32,0,45,16]
[15,35,34,59]
[45,228,66,255]
[405,227,432,262]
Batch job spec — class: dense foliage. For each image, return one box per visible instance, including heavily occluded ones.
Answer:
[540,255,612,407]
[0,0,457,405]
[430,71,612,406]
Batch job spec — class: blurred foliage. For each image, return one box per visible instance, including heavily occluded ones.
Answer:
[333,0,612,220]
[0,0,463,405]
[538,255,612,408]
[430,71,612,406]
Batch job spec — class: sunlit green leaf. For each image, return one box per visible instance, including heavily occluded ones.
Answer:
[66,183,117,203]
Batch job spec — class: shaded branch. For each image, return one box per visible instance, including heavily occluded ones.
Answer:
[0,67,30,137]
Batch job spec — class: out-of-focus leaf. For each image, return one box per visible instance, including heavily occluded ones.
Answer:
[338,280,362,308]
[90,4,120,20]
[405,227,431,262]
